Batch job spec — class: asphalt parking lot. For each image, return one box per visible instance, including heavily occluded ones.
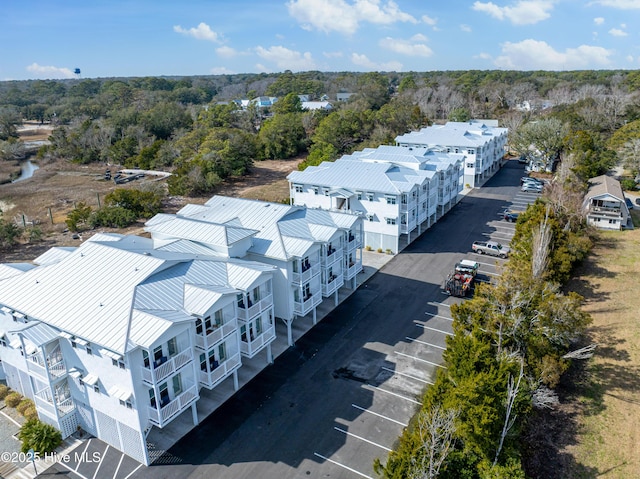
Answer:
[35,161,539,479]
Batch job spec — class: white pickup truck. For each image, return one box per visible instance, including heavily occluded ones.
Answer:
[472,240,510,258]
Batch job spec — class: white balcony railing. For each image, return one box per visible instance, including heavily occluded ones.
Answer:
[344,261,362,280]
[195,319,237,350]
[147,384,198,427]
[291,263,320,284]
[141,348,193,385]
[240,323,276,358]
[26,358,47,377]
[199,352,241,389]
[323,247,343,267]
[237,294,273,322]
[322,274,344,296]
[293,293,322,316]
[345,235,359,253]
[48,359,66,378]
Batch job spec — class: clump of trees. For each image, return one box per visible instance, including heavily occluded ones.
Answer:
[65,187,163,231]
[19,419,62,454]
[376,196,592,478]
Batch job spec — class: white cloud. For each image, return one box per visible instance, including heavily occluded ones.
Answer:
[594,16,605,24]
[255,45,317,71]
[379,36,433,57]
[173,22,222,42]
[590,0,640,9]
[287,0,417,34]
[350,53,402,71]
[460,24,472,32]
[323,51,344,58]
[26,63,74,79]
[609,27,628,36]
[216,46,238,58]
[210,66,235,74]
[475,52,492,60]
[472,1,554,25]
[422,14,437,26]
[494,39,613,69]
[626,54,635,62]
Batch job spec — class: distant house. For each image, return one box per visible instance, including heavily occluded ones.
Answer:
[251,96,278,108]
[336,93,354,102]
[301,101,332,111]
[583,175,630,230]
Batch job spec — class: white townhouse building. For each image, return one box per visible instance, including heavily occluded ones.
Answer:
[287,145,464,254]
[144,197,364,347]
[0,234,276,465]
[395,120,508,188]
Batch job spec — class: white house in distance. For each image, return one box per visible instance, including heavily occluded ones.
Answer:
[144,196,364,346]
[287,145,464,254]
[395,120,508,188]
[0,234,276,465]
[583,174,630,230]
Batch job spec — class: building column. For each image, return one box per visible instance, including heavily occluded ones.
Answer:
[191,403,198,426]
[334,290,339,307]
[267,343,273,364]
[282,318,294,346]
[312,307,317,325]
[233,370,239,391]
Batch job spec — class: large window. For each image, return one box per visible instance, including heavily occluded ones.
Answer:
[386,217,397,225]
[386,195,397,205]
[172,374,182,396]
[167,337,177,357]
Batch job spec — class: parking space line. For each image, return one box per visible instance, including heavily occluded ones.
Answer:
[60,461,90,479]
[483,271,500,276]
[363,384,421,404]
[314,452,373,479]
[334,427,393,452]
[75,439,92,471]
[92,444,109,479]
[382,366,433,385]
[471,252,507,261]
[405,336,446,350]
[428,301,450,308]
[123,464,143,479]
[416,323,453,336]
[113,453,125,479]
[352,403,408,427]
[424,312,453,321]
[395,351,446,368]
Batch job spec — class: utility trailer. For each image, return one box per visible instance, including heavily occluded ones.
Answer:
[444,260,479,297]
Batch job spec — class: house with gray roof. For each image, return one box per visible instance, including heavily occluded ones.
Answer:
[0,234,275,465]
[583,174,630,230]
[395,120,508,188]
[288,145,463,253]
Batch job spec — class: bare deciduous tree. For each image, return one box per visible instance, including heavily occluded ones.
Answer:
[410,405,459,479]
[493,360,524,467]
[531,207,552,280]
[531,383,560,410]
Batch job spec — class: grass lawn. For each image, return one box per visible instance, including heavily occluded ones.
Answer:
[563,212,640,478]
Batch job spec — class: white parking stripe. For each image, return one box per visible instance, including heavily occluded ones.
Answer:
[416,323,453,336]
[395,351,446,368]
[382,366,433,385]
[363,384,421,404]
[113,454,125,479]
[483,271,500,276]
[428,301,451,308]
[405,336,446,350]
[59,462,90,479]
[424,312,453,321]
[92,444,109,479]
[75,439,92,471]
[352,403,408,427]
[123,464,143,479]
[314,452,373,479]
[334,427,393,452]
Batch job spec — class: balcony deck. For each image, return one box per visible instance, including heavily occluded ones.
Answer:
[142,349,193,385]
[199,352,241,389]
[148,384,199,428]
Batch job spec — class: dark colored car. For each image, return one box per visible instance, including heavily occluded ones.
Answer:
[503,211,521,222]
[625,197,634,210]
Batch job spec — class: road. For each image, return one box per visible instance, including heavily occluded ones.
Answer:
[43,161,536,479]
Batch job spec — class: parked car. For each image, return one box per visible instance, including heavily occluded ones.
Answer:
[522,183,543,193]
[472,240,510,258]
[636,197,640,207]
[503,211,521,222]
[625,197,634,210]
[520,176,544,186]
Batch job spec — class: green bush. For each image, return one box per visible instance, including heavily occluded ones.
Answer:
[621,177,637,191]
[16,399,34,416]
[5,391,22,408]
[23,406,38,422]
[19,419,62,454]
[0,384,9,399]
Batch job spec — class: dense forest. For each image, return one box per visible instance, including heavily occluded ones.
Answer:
[1,69,640,194]
[2,69,640,477]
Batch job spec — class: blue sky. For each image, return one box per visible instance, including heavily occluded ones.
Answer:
[1,0,639,80]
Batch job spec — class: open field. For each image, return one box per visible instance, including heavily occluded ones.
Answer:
[559,205,640,478]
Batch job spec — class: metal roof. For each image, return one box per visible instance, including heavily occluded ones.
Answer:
[19,322,60,347]
[33,247,77,266]
[184,284,236,316]
[128,310,174,349]
[145,216,258,247]
[0,263,36,280]
[395,121,507,148]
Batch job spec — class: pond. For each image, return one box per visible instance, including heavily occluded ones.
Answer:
[12,160,39,183]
